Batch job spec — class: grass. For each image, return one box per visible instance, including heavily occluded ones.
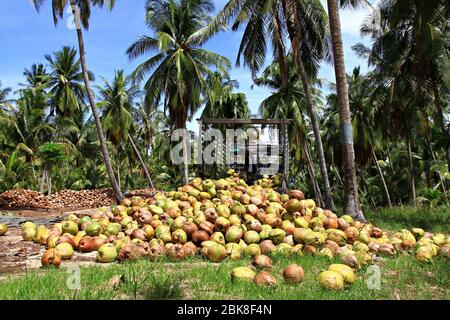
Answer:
[0,209,448,300]
[365,206,450,234]
[0,254,448,300]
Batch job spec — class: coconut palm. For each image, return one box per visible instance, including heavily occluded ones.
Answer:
[31,0,124,201]
[353,0,449,204]
[324,67,392,207]
[97,70,140,189]
[126,0,231,184]
[201,72,249,120]
[0,82,12,111]
[254,56,327,206]
[45,46,90,117]
[19,63,51,92]
[325,0,370,220]
[192,0,336,210]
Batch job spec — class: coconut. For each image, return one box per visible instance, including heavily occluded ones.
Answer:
[199,221,214,235]
[415,246,433,262]
[411,227,425,239]
[269,229,286,245]
[225,226,244,243]
[225,243,242,260]
[303,231,325,247]
[254,271,277,287]
[272,243,292,256]
[230,267,256,282]
[341,254,360,269]
[148,244,166,260]
[192,230,210,244]
[282,264,304,283]
[326,229,348,246]
[207,244,227,262]
[318,271,345,290]
[328,264,356,284]
[55,242,74,260]
[378,243,396,256]
[41,248,62,267]
[319,248,334,259]
[244,243,262,257]
[288,190,304,200]
[355,251,372,266]
[61,221,78,236]
[216,204,231,218]
[243,230,261,244]
[172,229,188,244]
[293,217,309,229]
[353,242,370,253]
[210,231,226,245]
[96,244,118,263]
[259,240,275,255]
[251,255,272,269]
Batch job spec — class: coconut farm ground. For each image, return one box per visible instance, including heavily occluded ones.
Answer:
[0,203,448,300]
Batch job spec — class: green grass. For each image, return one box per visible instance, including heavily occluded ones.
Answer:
[0,254,448,300]
[365,206,450,234]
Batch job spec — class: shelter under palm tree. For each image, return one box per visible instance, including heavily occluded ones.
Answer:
[197,118,292,192]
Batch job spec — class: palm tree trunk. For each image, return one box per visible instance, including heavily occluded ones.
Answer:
[182,125,189,184]
[326,0,364,220]
[407,134,416,205]
[40,169,46,194]
[47,169,52,196]
[273,14,288,87]
[371,148,392,208]
[281,0,335,211]
[69,0,124,202]
[303,144,324,208]
[128,133,154,189]
[116,150,121,190]
[297,59,336,211]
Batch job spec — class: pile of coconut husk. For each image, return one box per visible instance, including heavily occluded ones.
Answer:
[0,188,160,210]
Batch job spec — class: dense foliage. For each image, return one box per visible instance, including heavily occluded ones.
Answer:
[0,0,448,211]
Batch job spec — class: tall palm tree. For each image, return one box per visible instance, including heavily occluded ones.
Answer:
[324,67,392,207]
[325,0,368,220]
[97,70,141,189]
[46,46,89,117]
[193,0,336,210]
[353,0,448,204]
[31,0,124,201]
[126,0,231,184]
[254,56,326,206]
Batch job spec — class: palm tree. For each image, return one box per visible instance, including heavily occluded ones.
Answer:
[97,70,144,189]
[325,0,368,220]
[126,0,231,184]
[31,0,124,201]
[354,0,448,205]
[202,72,249,120]
[0,82,12,111]
[46,46,90,117]
[19,63,51,92]
[254,56,327,206]
[324,67,392,207]
[193,0,336,210]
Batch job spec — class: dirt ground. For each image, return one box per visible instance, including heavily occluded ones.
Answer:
[0,207,101,278]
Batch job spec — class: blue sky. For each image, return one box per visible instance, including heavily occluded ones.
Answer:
[0,0,376,131]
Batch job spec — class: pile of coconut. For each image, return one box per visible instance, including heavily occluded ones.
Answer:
[5,173,449,289]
